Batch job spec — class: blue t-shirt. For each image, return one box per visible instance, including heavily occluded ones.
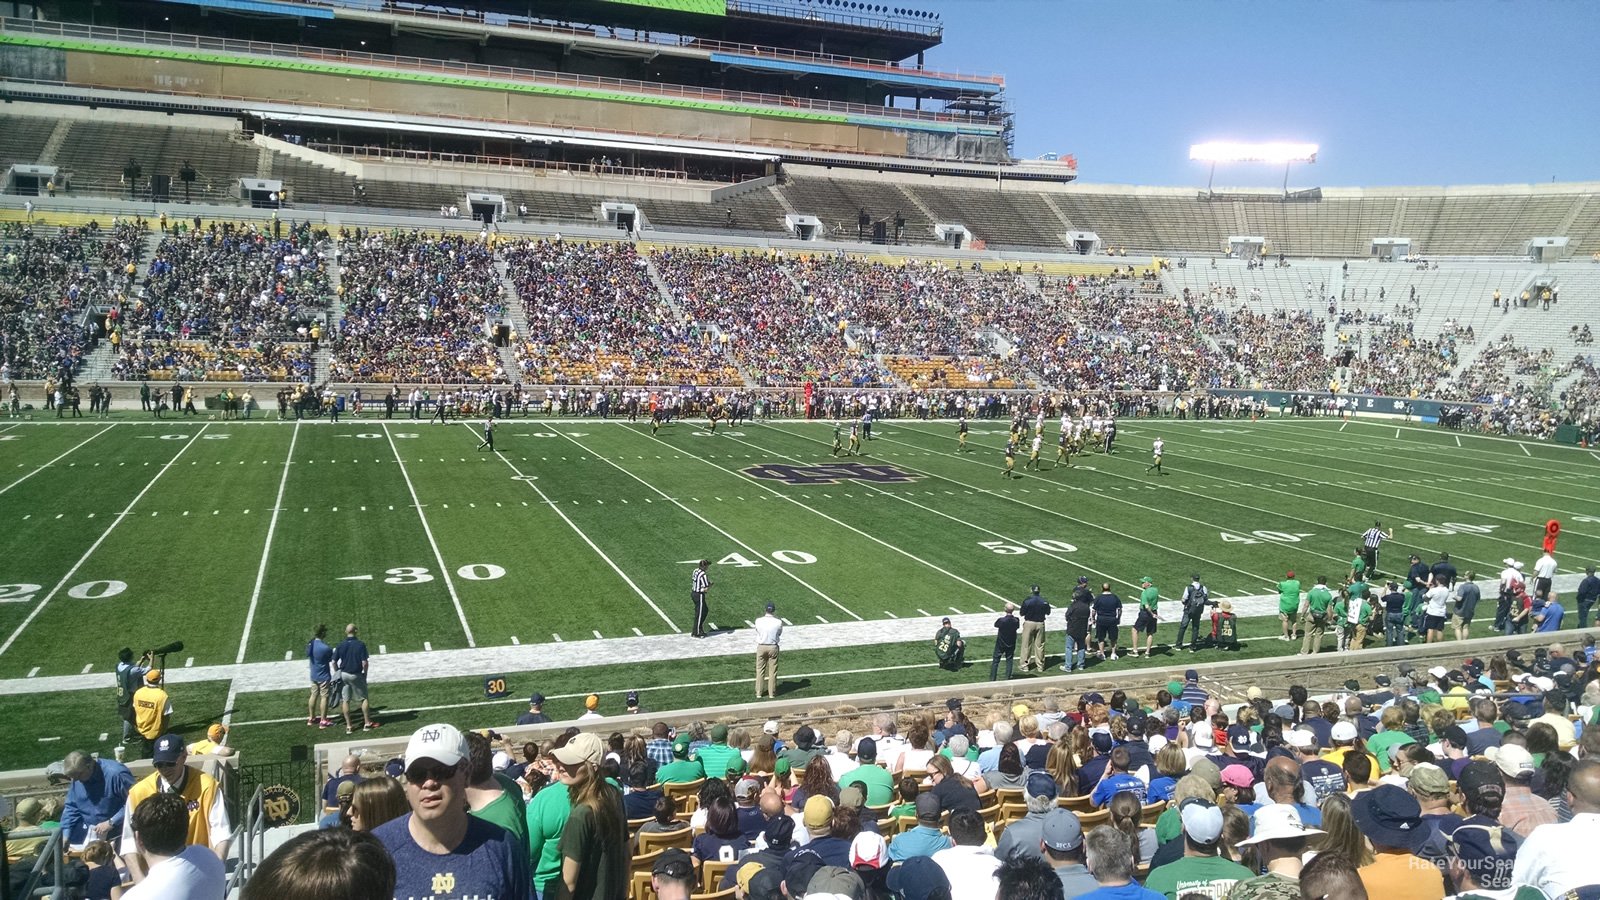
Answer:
[1237,801,1322,834]
[375,812,531,900]
[1076,882,1165,900]
[307,637,333,683]
[1146,776,1177,803]
[1091,773,1147,807]
[1536,602,1565,632]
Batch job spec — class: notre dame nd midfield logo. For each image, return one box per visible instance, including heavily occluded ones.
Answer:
[742,462,923,486]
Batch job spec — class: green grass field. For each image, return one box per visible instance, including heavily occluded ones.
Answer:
[2,412,1597,772]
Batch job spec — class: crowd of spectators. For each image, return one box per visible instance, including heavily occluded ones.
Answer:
[0,220,146,381]
[652,247,893,387]
[1202,306,1330,393]
[328,230,508,383]
[108,339,315,382]
[7,227,1600,437]
[24,644,1600,900]
[118,222,331,343]
[505,238,737,386]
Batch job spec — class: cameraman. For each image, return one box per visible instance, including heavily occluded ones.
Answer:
[116,648,152,745]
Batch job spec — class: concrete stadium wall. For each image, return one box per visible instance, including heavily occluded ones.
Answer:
[303,626,1599,788]
[49,48,914,158]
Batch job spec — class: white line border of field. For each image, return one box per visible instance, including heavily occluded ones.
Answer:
[0,423,115,496]
[473,424,680,632]
[385,423,476,647]
[562,427,871,621]
[0,423,208,657]
[234,421,300,664]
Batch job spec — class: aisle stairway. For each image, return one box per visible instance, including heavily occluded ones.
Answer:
[493,258,533,384]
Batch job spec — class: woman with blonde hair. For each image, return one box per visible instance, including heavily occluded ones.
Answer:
[1043,740,1079,796]
[550,733,628,900]
[348,776,408,833]
[1313,792,1373,866]
[1148,743,1186,803]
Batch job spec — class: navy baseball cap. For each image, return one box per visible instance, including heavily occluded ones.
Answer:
[886,857,951,900]
[152,734,185,764]
[528,692,545,706]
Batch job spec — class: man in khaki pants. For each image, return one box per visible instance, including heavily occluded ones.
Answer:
[753,602,784,699]
[1019,585,1051,672]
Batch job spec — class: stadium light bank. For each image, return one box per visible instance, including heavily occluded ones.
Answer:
[1190,141,1319,196]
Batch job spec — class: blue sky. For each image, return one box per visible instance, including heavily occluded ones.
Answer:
[923,0,1599,187]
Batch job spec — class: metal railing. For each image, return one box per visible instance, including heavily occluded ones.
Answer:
[307,143,707,183]
[8,824,70,899]
[294,0,981,83]
[0,18,997,128]
[224,785,269,895]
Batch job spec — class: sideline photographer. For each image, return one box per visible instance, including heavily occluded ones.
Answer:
[126,641,184,759]
[115,647,152,745]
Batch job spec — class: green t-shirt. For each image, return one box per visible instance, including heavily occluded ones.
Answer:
[1334,597,1372,626]
[553,792,629,900]
[1307,586,1334,617]
[1351,554,1365,575]
[695,743,742,780]
[655,758,705,784]
[1348,581,1368,602]
[839,764,896,806]
[1143,854,1254,900]
[1278,579,1302,614]
[526,782,571,890]
[1155,805,1182,844]
[1141,586,1160,611]
[471,788,529,845]
[1365,731,1416,773]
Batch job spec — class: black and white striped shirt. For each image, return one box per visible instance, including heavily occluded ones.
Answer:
[1362,527,1387,550]
[692,568,709,594]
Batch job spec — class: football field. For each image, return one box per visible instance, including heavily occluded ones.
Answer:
[1,412,1598,765]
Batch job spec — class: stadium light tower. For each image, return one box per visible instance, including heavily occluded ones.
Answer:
[1190,141,1318,196]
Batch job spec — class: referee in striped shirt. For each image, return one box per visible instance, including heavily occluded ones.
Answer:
[691,559,712,638]
[1361,520,1393,580]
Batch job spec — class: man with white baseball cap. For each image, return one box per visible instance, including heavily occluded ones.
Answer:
[1228,805,1324,900]
[373,723,531,900]
[1485,744,1556,837]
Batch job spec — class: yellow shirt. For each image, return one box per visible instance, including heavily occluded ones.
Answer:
[1358,850,1444,900]
[121,768,228,851]
[132,685,170,740]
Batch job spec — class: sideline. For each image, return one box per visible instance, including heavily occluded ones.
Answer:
[5,573,1588,699]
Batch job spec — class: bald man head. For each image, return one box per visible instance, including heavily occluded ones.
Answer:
[1568,759,1600,814]
[1263,756,1302,802]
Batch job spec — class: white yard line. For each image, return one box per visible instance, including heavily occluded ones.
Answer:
[384,424,475,647]
[713,429,1131,592]
[814,425,1280,589]
[1180,425,1600,542]
[0,424,207,658]
[234,421,300,664]
[472,425,678,632]
[0,424,115,496]
[561,428,866,620]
